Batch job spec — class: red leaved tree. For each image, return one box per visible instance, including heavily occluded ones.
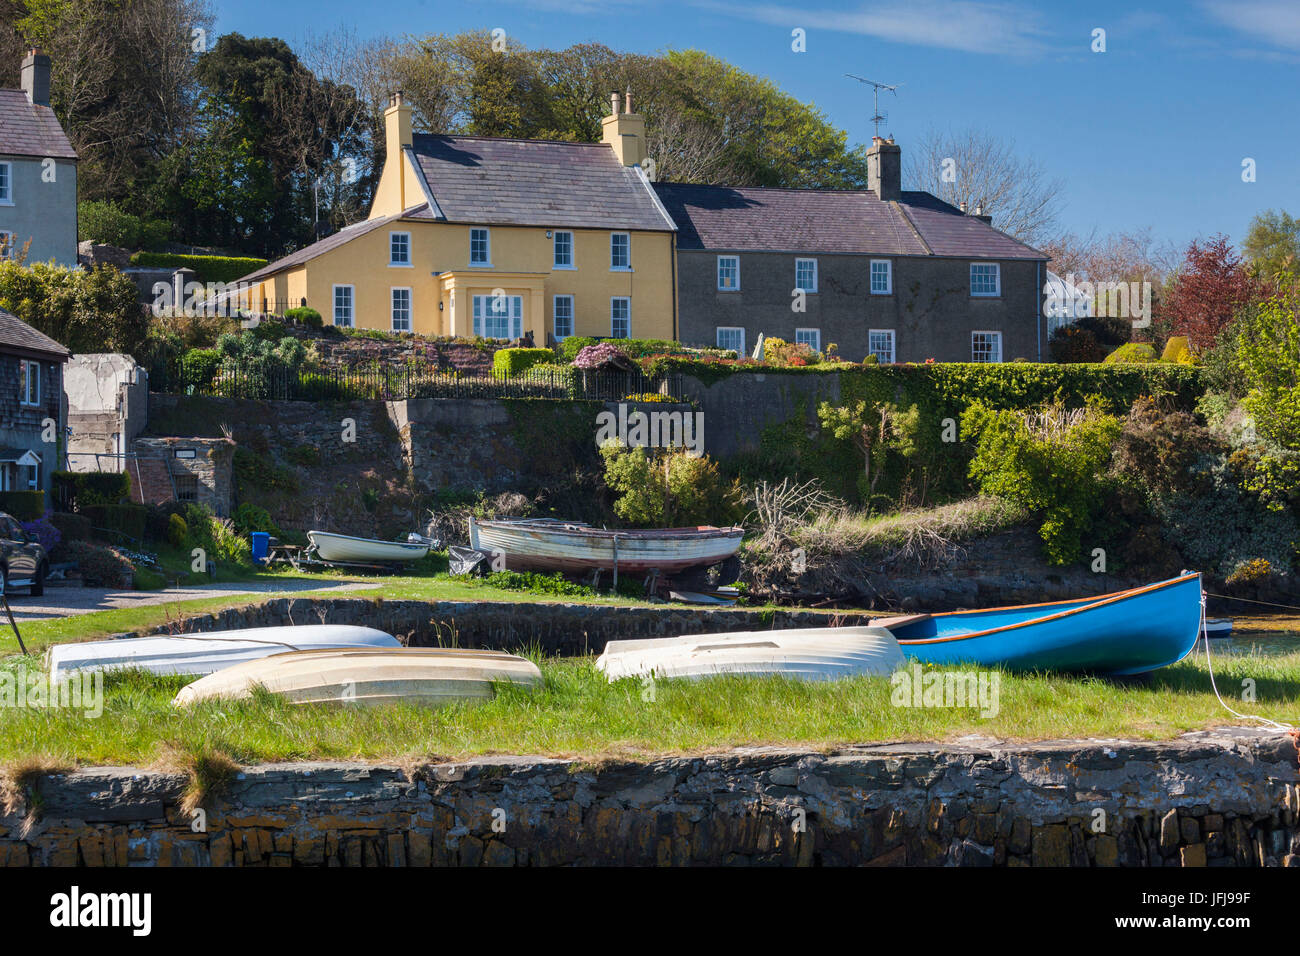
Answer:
[1163,235,1264,349]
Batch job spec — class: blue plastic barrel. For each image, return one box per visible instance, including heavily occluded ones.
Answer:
[250,532,270,565]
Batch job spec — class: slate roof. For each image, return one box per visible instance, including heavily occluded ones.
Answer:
[0,307,70,360]
[409,135,675,232]
[0,89,76,160]
[653,182,1045,260]
[239,207,429,283]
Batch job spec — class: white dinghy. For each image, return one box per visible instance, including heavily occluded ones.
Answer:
[307,530,430,563]
[595,626,905,682]
[47,625,400,682]
[173,647,542,707]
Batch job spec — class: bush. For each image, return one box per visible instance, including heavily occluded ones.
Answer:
[128,252,269,284]
[51,471,132,510]
[599,441,741,527]
[48,511,91,543]
[1162,337,1193,363]
[82,503,148,543]
[181,348,221,390]
[56,540,135,588]
[1103,342,1160,364]
[211,516,253,567]
[1049,316,1132,363]
[233,503,278,536]
[77,200,169,250]
[0,490,45,521]
[0,260,148,356]
[166,513,188,547]
[284,306,322,328]
[962,402,1124,565]
[493,347,554,378]
[20,514,60,551]
[557,337,599,362]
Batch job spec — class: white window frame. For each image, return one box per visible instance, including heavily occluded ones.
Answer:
[553,231,575,269]
[716,326,745,355]
[970,262,1001,297]
[868,329,896,364]
[0,231,14,261]
[870,259,892,295]
[972,331,1003,363]
[610,232,631,271]
[553,294,574,339]
[390,287,412,332]
[474,293,523,339]
[794,328,820,352]
[717,255,740,291]
[610,296,631,338]
[332,284,354,328]
[389,231,412,266]
[795,258,818,293]
[0,162,11,205]
[470,228,492,266]
[18,359,39,406]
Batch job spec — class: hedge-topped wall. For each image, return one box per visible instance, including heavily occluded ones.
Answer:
[677,362,1205,506]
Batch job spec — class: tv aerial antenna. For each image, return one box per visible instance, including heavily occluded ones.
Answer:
[845,75,901,138]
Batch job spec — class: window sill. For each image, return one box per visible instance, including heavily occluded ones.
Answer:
[716,287,741,293]
[552,264,577,271]
[468,262,494,268]
[609,267,634,273]
[970,293,1002,299]
[0,200,13,207]
[388,262,414,268]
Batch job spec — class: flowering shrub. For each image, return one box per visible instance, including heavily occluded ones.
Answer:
[763,337,821,367]
[573,342,629,369]
[623,392,680,403]
[21,515,61,551]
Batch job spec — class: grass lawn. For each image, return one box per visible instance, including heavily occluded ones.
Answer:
[1,649,1296,770]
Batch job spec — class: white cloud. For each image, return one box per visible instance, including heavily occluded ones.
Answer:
[700,0,1052,56]
[1201,0,1300,51]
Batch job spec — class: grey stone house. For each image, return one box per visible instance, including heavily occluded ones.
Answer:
[0,307,69,498]
[0,50,79,266]
[654,138,1049,363]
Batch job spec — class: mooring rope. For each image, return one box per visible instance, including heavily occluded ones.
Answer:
[1198,591,1295,733]
[1205,591,1300,613]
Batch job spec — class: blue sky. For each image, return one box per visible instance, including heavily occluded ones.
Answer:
[213,0,1299,252]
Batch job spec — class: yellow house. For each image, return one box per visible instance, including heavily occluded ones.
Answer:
[240,91,678,343]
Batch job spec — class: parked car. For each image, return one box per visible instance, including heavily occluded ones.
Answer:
[0,511,46,596]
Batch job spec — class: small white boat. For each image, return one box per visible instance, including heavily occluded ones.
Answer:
[307,530,430,563]
[1204,618,1234,638]
[469,517,743,574]
[595,626,904,682]
[173,647,542,707]
[47,625,400,682]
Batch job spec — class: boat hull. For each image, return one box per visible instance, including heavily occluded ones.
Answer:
[887,573,1204,676]
[173,647,542,706]
[308,531,430,563]
[469,518,743,574]
[47,625,400,682]
[596,626,904,682]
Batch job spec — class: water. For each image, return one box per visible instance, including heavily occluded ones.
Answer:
[1213,612,1300,656]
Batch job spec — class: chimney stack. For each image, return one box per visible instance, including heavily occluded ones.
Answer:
[21,48,50,107]
[867,135,902,202]
[602,88,645,167]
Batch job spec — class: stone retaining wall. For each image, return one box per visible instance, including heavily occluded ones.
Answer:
[135,596,869,655]
[3,730,1296,867]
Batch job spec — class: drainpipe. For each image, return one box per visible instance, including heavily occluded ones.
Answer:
[1036,260,1042,362]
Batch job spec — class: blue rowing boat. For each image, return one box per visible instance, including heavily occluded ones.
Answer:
[883,573,1204,676]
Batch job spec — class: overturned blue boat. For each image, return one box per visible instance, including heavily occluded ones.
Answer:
[881,573,1204,676]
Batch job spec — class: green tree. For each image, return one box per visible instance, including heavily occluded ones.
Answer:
[599,441,738,527]
[817,400,921,502]
[0,260,147,355]
[1233,290,1300,508]
[1243,209,1300,284]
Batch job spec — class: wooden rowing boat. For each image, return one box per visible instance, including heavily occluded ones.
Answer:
[595,626,904,682]
[881,573,1204,675]
[47,625,400,682]
[468,517,743,574]
[172,647,542,707]
[307,530,430,563]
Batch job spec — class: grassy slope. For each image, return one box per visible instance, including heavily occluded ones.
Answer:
[2,650,1297,767]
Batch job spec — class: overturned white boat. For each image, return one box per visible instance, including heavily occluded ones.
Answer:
[173,647,542,707]
[595,626,904,682]
[47,625,400,682]
[307,530,430,563]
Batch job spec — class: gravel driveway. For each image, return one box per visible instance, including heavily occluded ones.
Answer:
[3,578,379,622]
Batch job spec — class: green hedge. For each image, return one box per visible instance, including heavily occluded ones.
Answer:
[129,252,269,284]
[558,337,700,363]
[81,503,148,543]
[493,347,554,377]
[51,471,133,511]
[49,511,91,542]
[0,490,44,521]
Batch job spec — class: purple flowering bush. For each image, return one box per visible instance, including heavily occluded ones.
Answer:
[572,342,628,369]
[21,514,61,552]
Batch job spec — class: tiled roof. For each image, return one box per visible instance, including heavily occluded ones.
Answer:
[410,135,675,232]
[653,182,1045,260]
[0,89,76,160]
[238,207,429,282]
[0,307,70,360]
